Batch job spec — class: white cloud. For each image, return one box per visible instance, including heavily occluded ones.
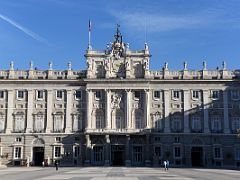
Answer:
[0,13,49,44]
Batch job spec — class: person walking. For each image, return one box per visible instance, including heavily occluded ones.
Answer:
[163,160,167,171]
[54,161,59,171]
[166,160,169,170]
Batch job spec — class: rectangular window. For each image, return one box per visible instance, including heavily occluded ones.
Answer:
[36,90,44,100]
[95,91,101,99]
[55,137,61,142]
[96,116,103,129]
[192,90,200,99]
[174,147,181,157]
[154,91,161,99]
[173,90,180,99]
[75,90,82,100]
[15,137,22,142]
[17,90,24,99]
[211,90,220,99]
[56,90,63,100]
[0,91,4,99]
[172,116,181,131]
[214,147,221,158]
[14,147,21,159]
[192,116,201,131]
[54,146,61,158]
[134,91,141,99]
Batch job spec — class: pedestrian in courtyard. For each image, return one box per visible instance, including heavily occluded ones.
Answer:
[166,160,169,170]
[55,160,59,171]
[163,160,167,171]
[42,161,44,167]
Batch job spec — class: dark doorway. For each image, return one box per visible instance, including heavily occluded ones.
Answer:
[111,145,125,166]
[33,147,44,166]
[191,147,203,167]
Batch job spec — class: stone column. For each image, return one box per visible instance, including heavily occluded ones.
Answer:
[126,90,132,129]
[144,89,151,129]
[84,134,91,166]
[6,90,14,133]
[223,90,230,134]
[183,90,190,133]
[26,90,34,133]
[46,90,53,133]
[164,90,170,133]
[105,89,111,129]
[203,90,210,133]
[104,135,110,166]
[86,89,93,129]
[125,135,131,166]
[65,90,73,133]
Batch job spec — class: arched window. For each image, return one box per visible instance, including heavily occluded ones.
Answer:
[14,112,25,132]
[54,112,64,132]
[0,113,5,132]
[34,113,44,132]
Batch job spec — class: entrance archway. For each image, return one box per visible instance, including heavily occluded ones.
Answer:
[191,147,203,167]
[32,138,45,166]
[111,145,125,166]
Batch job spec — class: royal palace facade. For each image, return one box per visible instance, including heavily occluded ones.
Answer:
[0,27,240,168]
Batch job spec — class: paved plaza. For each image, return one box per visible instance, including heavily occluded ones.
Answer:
[0,167,239,180]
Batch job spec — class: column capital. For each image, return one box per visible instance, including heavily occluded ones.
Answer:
[125,89,132,93]
[104,89,111,93]
[144,89,150,92]
[86,89,92,93]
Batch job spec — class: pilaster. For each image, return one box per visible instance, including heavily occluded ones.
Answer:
[46,90,53,133]
[223,90,230,134]
[144,89,151,128]
[126,90,132,129]
[86,89,93,129]
[203,90,210,133]
[26,90,34,133]
[105,89,111,129]
[183,90,190,133]
[6,90,14,133]
[65,90,73,133]
[164,90,170,133]
[104,135,110,166]
[125,135,131,166]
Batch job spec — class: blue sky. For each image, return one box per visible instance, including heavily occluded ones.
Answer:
[1,0,240,70]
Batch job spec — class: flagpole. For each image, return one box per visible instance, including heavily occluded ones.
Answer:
[88,20,92,50]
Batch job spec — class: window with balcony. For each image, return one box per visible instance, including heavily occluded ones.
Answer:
[14,112,25,132]
[54,113,63,132]
[0,113,5,132]
[191,116,201,132]
[232,117,240,131]
[72,114,82,132]
[172,116,181,132]
[211,116,221,132]
[96,116,103,129]
[34,113,44,132]
[231,90,240,100]
[116,116,124,129]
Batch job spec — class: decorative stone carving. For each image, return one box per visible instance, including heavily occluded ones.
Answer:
[111,93,122,109]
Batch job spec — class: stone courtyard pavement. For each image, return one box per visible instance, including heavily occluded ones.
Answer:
[0,167,239,180]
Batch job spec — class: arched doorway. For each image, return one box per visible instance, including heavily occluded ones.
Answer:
[191,138,203,167]
[32,138,45,166]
